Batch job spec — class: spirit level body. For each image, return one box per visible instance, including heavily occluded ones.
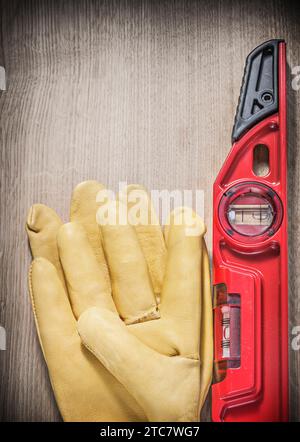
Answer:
[212,40,289,422]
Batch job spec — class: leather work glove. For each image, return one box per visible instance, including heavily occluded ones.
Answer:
[26,181,213,422]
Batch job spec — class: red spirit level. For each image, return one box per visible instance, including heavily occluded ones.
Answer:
[212,40,289,422]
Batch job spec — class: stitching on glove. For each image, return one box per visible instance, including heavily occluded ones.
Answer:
[184,352,200,360]
[124,306,160,325]
[28,264,46,358]
[78,330,115,380]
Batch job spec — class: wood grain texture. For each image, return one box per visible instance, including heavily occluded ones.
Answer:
[0,0,299,421]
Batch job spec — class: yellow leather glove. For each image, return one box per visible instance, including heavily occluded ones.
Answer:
[26,181,213,422]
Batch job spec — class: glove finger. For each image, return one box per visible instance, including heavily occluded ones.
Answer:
[118,184,166,297]
[70,180,110,287]
[160,208,206,355]
[26,204,66,290]
[199,241,213,411]
[28,257,76,358]
[78,307,200,422]
[29,258,144,422]
[57,222,116,318]
[97,200,159,324]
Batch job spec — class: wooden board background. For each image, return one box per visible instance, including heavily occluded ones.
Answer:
[0,0,299,422]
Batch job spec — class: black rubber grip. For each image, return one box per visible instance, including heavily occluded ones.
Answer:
[232,39,284,143]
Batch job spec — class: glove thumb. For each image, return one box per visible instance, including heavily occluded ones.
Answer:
[77,307,200,422]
